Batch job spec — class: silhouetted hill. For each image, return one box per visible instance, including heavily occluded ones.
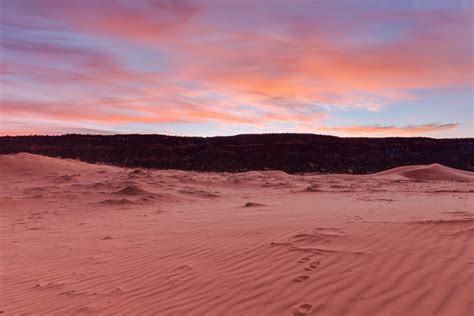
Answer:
[1,134,473,173]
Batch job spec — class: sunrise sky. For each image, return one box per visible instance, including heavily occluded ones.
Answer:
[1,0,473,137]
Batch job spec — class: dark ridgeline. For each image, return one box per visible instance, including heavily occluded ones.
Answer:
[0,134,473,174]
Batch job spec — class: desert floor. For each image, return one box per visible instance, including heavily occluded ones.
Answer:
[1,153,473,315]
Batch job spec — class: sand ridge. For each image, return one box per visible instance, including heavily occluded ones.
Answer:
[373,163,474,182]
[1,154,473,315]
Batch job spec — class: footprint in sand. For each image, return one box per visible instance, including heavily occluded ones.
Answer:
[77,306,92,313]
[298,257,310,263]
[293,303,313,315]
[305,261,321,271]
[292,275,310,282]
[310,261,320,268]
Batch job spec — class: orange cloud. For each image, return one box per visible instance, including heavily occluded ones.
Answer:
[1,97,324,129]
[318,123,459,136]
[179,15,472,110]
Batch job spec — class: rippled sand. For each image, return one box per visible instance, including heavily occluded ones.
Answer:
[1,153,473,315]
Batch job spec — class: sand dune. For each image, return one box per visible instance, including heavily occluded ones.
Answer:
[374,163,474,182]
[1,154,473,315]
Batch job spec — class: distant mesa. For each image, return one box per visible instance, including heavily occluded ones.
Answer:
[1,134,472,174]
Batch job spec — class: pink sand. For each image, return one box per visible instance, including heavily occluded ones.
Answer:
[1,153,473,315]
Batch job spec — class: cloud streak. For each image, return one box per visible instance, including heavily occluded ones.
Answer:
[319,123,460,136]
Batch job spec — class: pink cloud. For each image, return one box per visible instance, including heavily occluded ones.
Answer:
[319,123,460,136]
[1,97,324,131]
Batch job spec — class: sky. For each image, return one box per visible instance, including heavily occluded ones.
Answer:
[0,0,473,137]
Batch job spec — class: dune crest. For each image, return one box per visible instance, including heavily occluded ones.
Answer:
[374,163,474,182]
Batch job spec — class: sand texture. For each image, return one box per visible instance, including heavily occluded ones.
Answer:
[1,153,473,315]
